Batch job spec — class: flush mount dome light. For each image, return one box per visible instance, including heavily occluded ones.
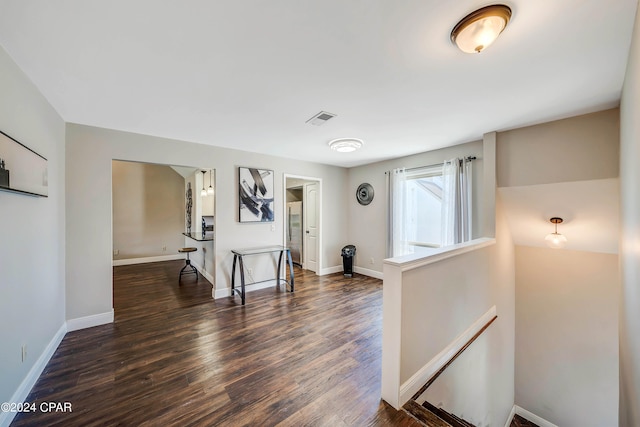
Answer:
[329,138,363,153]
[451,4,512,53]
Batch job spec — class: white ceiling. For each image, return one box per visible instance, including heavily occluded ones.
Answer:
[0,1,636,167]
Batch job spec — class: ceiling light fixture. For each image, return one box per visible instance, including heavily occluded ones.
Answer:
[329,138,364,153]
[545,217,568,249]
[207,170,214,195]
[200,170,207,197]
[451,4,512,54]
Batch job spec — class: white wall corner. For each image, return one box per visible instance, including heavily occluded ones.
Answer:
[0,324,67,427]
[503,405,517,427]
[515,406,559,427]
[66,310,114,332]
[190,260,215,284]
[381,263,404,409]
[482,131,497,238]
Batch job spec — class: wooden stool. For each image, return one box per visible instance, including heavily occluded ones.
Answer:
[178,247,198,284]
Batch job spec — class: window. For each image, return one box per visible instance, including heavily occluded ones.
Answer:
[403,166,444,252]
[388,158,473,257]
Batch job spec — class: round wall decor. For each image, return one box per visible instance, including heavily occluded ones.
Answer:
[356,183,374,205]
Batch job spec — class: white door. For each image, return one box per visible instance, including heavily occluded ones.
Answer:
[304,182,318,273]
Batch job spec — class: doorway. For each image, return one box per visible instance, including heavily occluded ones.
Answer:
[284,174,322,275]
[111,160,217,315]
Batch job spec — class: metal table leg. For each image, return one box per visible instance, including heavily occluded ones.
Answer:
[287,249,294,292]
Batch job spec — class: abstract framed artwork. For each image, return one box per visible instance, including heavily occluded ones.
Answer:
[0,130,48,197]
[238,166,274,222]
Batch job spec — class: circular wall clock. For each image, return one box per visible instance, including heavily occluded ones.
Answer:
[356,183,374,205]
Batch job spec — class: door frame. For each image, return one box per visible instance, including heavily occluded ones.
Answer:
[283,174,322,275]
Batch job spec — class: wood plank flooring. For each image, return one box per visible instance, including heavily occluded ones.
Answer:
[11,260,420,427]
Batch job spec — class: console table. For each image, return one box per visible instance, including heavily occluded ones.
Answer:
[230,245,294,305]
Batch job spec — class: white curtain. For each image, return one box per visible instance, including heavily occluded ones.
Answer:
[441,158,472,246]
[387,168,412,257]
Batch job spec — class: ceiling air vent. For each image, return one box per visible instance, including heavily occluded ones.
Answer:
[306,111,336,126]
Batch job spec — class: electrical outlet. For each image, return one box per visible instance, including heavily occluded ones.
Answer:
[162,245,167,252]
[21,344,27,362]
[370,257,375,265]
[271,224,275,232]
[247,268,253,276]
[113,249,119,256]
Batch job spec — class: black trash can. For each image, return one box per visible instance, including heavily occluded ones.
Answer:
[341,245,356,277]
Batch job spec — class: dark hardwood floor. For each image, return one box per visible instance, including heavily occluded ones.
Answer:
[11,260,420,426]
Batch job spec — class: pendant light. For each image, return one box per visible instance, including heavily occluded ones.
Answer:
[545,217,567,249]
[451,4,512,53]
[200,170,207,197]
[207,169,214,195]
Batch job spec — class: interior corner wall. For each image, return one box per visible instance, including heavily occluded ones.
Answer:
[347,140,484,275]
[0,46,66,406]
[65,123,349,322]
[514,246,619,426]
[496,108,620,188]
[619,1,640,425]
[112,161,185,260]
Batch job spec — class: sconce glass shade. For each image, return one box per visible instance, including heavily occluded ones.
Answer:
[545,217,567,249]
[545,232,568,249]
[451,5,512,53]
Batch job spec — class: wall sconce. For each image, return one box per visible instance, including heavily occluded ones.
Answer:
[545,217,567,249]
[207,170,214,195]
[200,170,207,197]
[451,4,512,53]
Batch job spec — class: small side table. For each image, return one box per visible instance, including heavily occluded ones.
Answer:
[230,245,294,305]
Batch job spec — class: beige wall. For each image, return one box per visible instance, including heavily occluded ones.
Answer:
[112,161,185,260]
[619,2,640,424]
[65,123,349,320]
[348,140,484,274]
[497,108,622,424]
[515,246,619,426]
[497,108,619,188]
[0,46,66,410]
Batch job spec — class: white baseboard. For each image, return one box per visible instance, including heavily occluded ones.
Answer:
[318,265,383,279]
[515,406,558,427]
[354,266,383,279]
[190,260,215,284]
[214,279,283,300]
[319,265,342,275]
[113,254,183,266]
[0,324,67,427]
[66,310,114,332]
[399,305,497,405]
[504,405,516,427]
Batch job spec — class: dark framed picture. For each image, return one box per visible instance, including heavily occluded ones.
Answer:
[0,130,48,197]
[239,166,274,222]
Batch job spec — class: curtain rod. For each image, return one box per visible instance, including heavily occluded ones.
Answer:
[386,156,477,173]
